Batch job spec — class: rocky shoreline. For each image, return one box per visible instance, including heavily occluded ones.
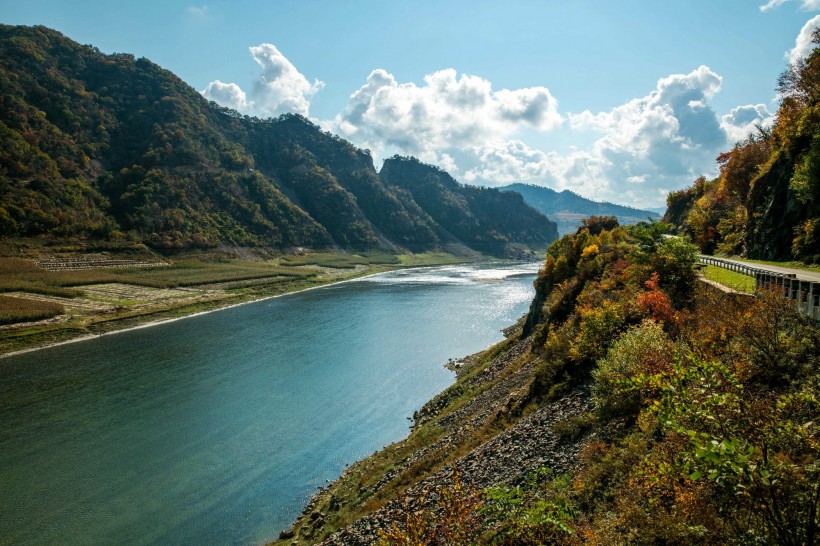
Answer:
[277,328,593,545]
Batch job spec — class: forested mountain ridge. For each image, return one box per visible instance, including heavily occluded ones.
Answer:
[664,30,820,263]
[500,183,660,236]
[0,25,557,255]
[380,157,558,255]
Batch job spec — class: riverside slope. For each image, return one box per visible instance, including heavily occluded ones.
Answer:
[276,327,593,544]
[279,221,820,545]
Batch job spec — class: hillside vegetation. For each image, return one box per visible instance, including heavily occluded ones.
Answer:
[0,25,556,255]
[277,219,819,545]
[380,158,558,255]
[664,31,820,263]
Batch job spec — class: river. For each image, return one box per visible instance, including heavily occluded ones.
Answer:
[0,262,537,544]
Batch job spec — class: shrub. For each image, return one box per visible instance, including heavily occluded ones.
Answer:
[636,272,679,327]
[578,216,619,236]
[792,218,820,263]
[592,319,674,419]
[649,237,698,307]
[378,471,483,546]
[636,354,820,546]
[482,468,580,545]
[570,299,629,363]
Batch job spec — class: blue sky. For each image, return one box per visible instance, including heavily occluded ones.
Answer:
[4,0,820,208]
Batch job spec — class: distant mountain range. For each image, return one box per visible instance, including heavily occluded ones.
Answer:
[500,183,661,236]
[0,25,557,256]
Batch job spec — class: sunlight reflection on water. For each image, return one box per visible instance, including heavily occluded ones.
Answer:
[0,261,539,545]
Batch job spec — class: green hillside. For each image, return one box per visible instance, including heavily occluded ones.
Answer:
[0,25,556,255]
[381,157,558,255]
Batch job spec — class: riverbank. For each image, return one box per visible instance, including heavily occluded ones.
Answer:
[276,226,820,546]
[272,324,593,545]
[0,251,466,358]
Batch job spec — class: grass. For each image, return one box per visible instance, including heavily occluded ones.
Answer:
[720,257,820,274]
[0,295,64,325]
[396,252,465,267]
[279,251,401,269]
[279,251,464,269]
[701,264,755,293]
[0,257,317,294]
[107,261,314,287]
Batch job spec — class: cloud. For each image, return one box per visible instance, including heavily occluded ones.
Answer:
[570,65,724,151]
[462,140,560,184]
[786,15,820,63]
[334,65,732,208]
[201,43,323,118]
[720,104,775,143]
[334,68,562,161]
[201,80,247,111]
[523,66,726,207]
[760,0,820,12]
[760,0,788,11]
[186,5,209,18]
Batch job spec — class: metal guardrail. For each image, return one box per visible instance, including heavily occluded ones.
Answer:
[698,256,820,321]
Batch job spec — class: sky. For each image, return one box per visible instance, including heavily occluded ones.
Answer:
[4,1,820,209]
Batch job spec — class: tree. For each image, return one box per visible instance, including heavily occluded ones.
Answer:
[578,215,619,236]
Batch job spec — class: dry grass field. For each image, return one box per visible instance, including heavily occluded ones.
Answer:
[0,295,64,325]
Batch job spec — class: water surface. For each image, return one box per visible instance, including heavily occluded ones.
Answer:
[0,262,537,544]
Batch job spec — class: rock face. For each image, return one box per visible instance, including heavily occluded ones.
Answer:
[277,333,593,545]
[746,154,811,261]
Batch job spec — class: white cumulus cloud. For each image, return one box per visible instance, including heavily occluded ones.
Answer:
[334,65,733,208]
[786,15,820,63]
[720,104,775,143]
[201,43,323,118]
[334,68,562,162]
[462,140,560,184]
[201,80,247,111]
[516,66,727,207]
[760,0,820,12]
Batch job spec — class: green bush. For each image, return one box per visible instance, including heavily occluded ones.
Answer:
[592,319,674,419]
[482,468,579,545]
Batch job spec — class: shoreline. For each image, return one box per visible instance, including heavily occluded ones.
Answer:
[1,258,539,360]
[0,267,402,360]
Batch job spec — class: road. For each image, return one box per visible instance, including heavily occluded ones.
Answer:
[709,257,820,283]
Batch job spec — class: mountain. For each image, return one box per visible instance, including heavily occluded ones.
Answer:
[500,183,660,236]
[380,157,558,255]
[0,25,557,255]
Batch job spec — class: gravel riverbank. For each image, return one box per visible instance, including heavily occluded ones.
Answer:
[277,331,594,545]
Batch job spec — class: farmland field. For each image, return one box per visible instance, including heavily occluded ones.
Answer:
[0,251,465,355]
